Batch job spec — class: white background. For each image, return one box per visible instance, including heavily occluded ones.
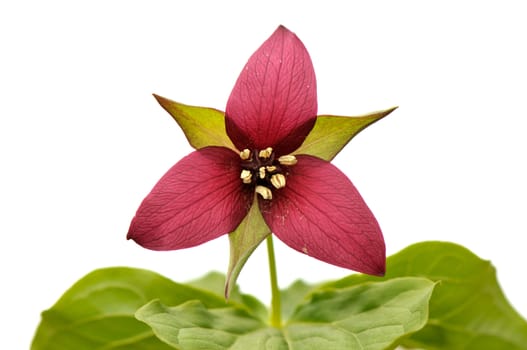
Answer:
[2,1,526,348]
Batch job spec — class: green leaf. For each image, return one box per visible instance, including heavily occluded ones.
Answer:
[154,94,236,151]
[325,241,527,350]
[226,195,270,299]
[286,277,435,350]
[294,107,397,161]
[279,279,318,321]
[31,267,229,350]
[136,300,266,349]
[187,271,230,297]
[136,277,435,350]
[188,271,268,322]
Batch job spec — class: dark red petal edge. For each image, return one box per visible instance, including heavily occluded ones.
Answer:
[127,147,253,250]
[259,155,386,275]
[225,25,317,155]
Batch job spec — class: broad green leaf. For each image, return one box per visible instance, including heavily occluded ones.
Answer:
[187,271,232,297]
[325,241,527,350]
[279,279,317,321]
[286,277,435,350]
[154,94,236,151]
[136,300,266,349]
[136,277,435,350]
[226,195,270,299]
[294,107,397,161]
[188,271,268,322]
[31,267,230,350]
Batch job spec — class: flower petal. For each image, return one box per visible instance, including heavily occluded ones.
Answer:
[127,147,253,250]
[225,25,317,155]
[259,155,385,275]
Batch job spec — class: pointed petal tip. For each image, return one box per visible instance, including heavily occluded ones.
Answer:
[126,223,144,244]
[335,250,386,277]
[126,223,137,241]
[126,219,166,251]
[342,254,386,277]
[368,261,386,277]
[357,244,386,277]
[275,24,291,34]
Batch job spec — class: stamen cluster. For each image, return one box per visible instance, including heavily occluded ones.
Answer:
[239,147,297,200]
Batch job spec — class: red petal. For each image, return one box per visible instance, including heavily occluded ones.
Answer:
[259,155,385,275]
[127,147,252,250]
[225,25,317,155]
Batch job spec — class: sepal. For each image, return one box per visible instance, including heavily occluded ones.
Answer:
[295,107,397,160]
[154,94,236,151]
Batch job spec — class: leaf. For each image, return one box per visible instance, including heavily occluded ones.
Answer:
[188,271,268,322]
[279,279,317,321]
[187,271,231,297]
[136,277,435,350]
[225,195,270,299]
[294,107,397,161]
[325,241,527,350]
[31,267,230,350]
[154,94,236,151]
[286,277,435,350]
[136,300,266,349]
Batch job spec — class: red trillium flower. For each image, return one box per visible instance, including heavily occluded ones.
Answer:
[128,26,386,276]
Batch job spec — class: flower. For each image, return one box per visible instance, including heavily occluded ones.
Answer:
[128,25,386,276]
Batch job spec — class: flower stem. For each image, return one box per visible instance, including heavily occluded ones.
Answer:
[266,235,282,328]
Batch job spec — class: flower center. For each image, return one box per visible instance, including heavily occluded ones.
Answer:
[239,147,297,200]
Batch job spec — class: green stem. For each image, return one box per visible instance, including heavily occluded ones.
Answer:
[266,235,282,328]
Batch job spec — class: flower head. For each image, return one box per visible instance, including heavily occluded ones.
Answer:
[128,26,386,276]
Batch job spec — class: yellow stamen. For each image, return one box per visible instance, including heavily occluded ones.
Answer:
[255,185,273,200]
[270,174,286,189]
[278,155,297,166]
[240,169,252,184]
[266,165,277,172]
[258,147,273,159]
[259,166,266,179]
[240,149,251,160]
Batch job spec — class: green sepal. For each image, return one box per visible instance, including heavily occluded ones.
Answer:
[30,267,231,350]
[294,107,397,161]
[136,277,435,350]
[225,195,271,299]
[325,241,527,350]
[154,94,236,151]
